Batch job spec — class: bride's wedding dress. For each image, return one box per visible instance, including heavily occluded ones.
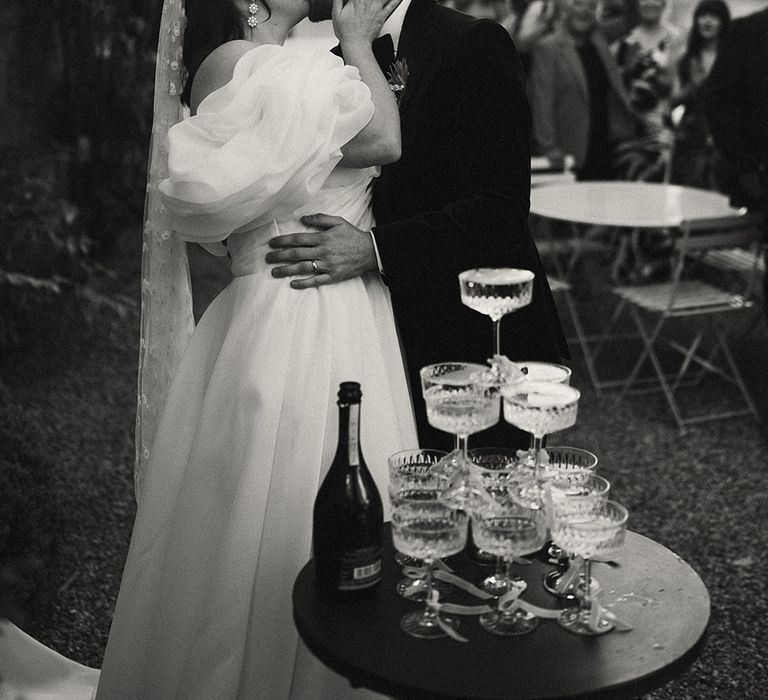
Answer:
[0,45,416,700]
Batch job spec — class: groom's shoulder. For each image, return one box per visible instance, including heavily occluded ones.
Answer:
[433,4,513,49]
[431,6,515,61]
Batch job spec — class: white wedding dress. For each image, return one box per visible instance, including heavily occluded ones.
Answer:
[0,45,416,700]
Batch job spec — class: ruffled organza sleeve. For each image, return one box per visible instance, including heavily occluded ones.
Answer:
[158,45,373,241]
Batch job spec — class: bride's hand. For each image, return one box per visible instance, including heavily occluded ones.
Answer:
[333,0,402,46]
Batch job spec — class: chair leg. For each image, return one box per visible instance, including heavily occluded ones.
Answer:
[670,330,705,392]
[611,236,630,284]
[618,309,665,397]
[623,309,688,433]
[712,322,761,419]
[591,297,628,364]
[564,222,582,280]
[560,286,602,395]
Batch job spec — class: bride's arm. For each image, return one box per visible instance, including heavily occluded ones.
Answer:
[334,0,402,168]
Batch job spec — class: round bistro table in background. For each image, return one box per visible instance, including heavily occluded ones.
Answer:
[529,181,744,229]
[293,527,709,700]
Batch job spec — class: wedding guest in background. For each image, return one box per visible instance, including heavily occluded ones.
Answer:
[529,0,638,181]
[268,0,568,451]
[670,0,730,189]
[702,5,768,320]
[508,0,559,73]
[613,0,683,133]
[595,0,640,44]
[497,0,637,79]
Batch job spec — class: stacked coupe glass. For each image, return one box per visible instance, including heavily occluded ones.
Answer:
[389,269,629,640]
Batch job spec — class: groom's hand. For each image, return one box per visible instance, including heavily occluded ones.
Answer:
[266,214,377,289]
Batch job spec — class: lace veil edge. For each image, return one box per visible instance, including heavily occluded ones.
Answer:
[135,0,195,501]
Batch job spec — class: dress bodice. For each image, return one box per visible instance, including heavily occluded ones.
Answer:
[226,165,376,278]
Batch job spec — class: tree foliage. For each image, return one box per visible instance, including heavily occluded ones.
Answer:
[1,0,163,347]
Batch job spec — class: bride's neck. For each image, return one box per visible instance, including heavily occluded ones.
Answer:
[245,16,292,46]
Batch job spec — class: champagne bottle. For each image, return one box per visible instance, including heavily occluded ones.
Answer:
[313,382,384,598]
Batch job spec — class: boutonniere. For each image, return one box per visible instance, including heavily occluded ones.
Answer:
[386,58,409,105]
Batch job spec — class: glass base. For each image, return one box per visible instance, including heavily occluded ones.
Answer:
[557,607,614,635]
[480,608,538,636]
[543,569,600,599]
[481,572,511,597]
[396,576,452,601]
[401,610,459,639]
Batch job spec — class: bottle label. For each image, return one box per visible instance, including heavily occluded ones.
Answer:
[338,545,382,590]
[347,403,360,466]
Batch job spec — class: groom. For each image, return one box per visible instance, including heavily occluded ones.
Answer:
[267,0,567,450]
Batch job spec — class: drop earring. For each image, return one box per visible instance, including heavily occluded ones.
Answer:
[247,2,260,28]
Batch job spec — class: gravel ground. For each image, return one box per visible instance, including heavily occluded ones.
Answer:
[1,252,767,699]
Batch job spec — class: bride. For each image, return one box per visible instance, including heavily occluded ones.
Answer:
[1,0,417,697]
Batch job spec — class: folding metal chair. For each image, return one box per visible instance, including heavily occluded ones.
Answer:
[546,275,602,394]
[594,212,764,433]
[699,244,766,338]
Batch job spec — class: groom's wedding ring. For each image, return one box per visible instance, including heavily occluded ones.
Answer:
[310,260,319,273]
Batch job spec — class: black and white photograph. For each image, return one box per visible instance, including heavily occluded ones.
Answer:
[1,0,766,697]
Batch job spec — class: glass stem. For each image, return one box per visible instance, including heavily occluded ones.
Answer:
[499,558,514,618]
[493,318,502,357]
[532,434,544,480]
[580,559,593,615]
[494,555,505,581]
[422,558,437,621]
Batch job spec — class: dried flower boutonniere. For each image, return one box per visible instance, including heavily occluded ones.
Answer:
[386,58,409,105]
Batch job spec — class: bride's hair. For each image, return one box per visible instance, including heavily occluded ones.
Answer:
[181,0,272,106]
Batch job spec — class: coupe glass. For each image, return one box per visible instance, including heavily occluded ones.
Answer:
[551,500,628,635]
[538,446,599,557]
[467,447,531,593]
[391,502,469,639]
[420,363,500,509]
[512,361,572,468]
[388,448,452,600]
[502,381,580,482]
[543,472,611,599]
[471,499,547,635]
[540,446,598,475]
[459,268,534,356]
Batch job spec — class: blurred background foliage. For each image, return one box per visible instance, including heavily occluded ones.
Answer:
[0,0,163,347]
[0,0,163,624]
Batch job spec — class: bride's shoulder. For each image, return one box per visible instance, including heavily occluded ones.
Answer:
[190,40,261,112]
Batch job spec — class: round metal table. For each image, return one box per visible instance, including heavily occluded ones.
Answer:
[530,181,744,228]
[293,528,710,699]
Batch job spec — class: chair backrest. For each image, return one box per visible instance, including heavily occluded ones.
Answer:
[673,211,765,302]
[676,213,764,253]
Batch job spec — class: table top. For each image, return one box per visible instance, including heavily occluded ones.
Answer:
[530,181,744,228]
[293,528,709,700]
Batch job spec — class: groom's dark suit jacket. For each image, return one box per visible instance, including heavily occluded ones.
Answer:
[370,0,568,450]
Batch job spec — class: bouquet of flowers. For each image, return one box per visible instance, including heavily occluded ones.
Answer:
[616,39,674,115]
